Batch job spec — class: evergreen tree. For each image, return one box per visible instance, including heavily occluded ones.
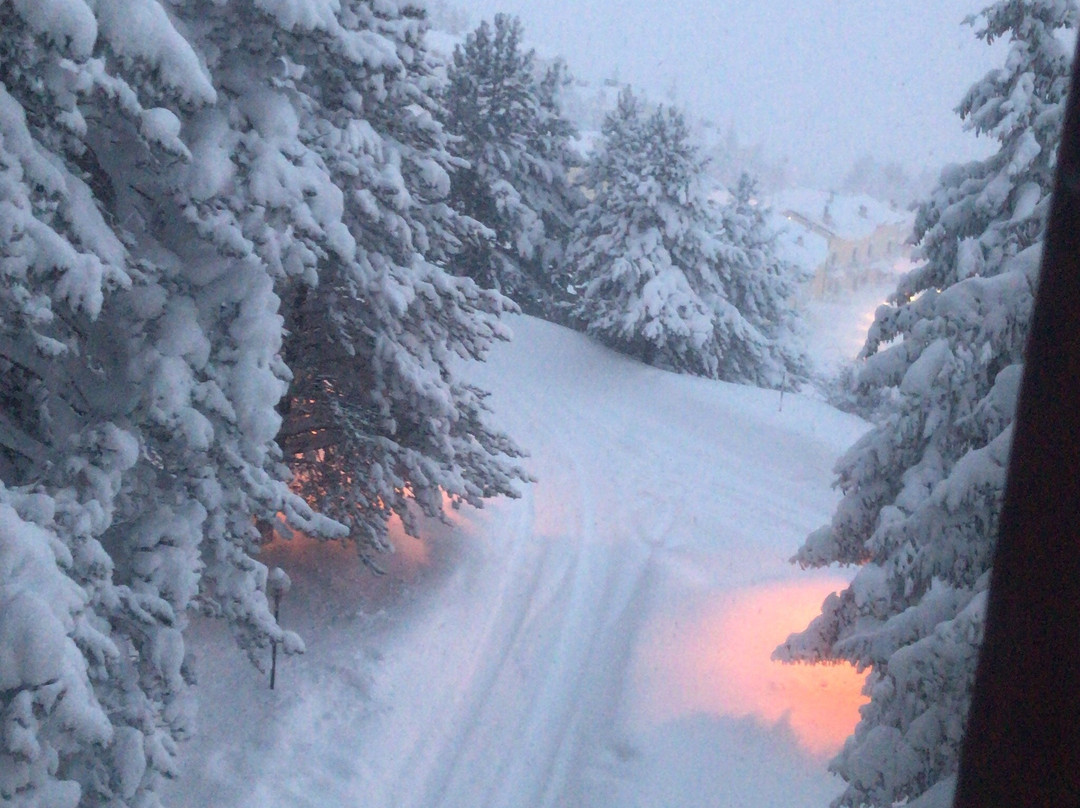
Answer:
[568,89,799,384]
[0,0,527,804]
[171,0,529,561]
[775,3,1077,807]
[717,174,810,387]
[0,2,337,803]
[443,14,582,314]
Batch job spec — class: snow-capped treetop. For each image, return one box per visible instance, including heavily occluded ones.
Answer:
[568,89,805,387]
[895,0,1076,300]
[443,13,582,313]
[716,174,810,387]
[567,88,726,376]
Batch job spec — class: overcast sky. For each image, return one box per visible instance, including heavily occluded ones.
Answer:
[459,0,1005,186]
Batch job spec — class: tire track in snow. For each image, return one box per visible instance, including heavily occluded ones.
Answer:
[461,372,692,808]
[359,344,670,808]
[385,490,548,808]
[406,387,651,808]
[409,456,594,806]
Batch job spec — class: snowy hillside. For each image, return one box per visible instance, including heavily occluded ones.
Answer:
[166,316,869,808]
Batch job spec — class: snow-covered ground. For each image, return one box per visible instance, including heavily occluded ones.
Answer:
[800,280,899,378]
[167,316,871,808]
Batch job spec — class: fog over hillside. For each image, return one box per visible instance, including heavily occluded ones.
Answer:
[437,0,1004,186]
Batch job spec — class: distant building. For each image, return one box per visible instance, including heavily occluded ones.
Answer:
[773,190,914,298]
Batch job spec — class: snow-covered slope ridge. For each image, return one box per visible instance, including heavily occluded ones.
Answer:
[168,315,869,808]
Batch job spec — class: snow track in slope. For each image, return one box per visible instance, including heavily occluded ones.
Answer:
[390,383,655,808]
[167,316,870,808]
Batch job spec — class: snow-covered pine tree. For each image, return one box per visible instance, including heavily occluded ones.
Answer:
[716,173,809,387]
[169,0,529,560]
[1,0,527,804]
[0,2,340,805]
[568,88,788,383]
[775,3,1077,807]
[443,14,582,315]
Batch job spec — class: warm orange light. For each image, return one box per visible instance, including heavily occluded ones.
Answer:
[259,523,334,567]
[386,511,430,570]
[261,511,432,581]
[632,578,866,759]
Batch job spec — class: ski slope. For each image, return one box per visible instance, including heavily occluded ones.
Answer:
[167,315,871,808]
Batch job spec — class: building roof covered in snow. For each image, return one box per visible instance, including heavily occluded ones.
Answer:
[771,189,912,241]
[768,210,829,274]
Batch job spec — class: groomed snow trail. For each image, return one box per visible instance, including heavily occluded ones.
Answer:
[168,316,870,808]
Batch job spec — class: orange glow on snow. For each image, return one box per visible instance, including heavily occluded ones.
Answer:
[634,579,867,759]
[262,510,433,581]
[387,512,430,569]
[264,485,472,572]
[260,512,313,555]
